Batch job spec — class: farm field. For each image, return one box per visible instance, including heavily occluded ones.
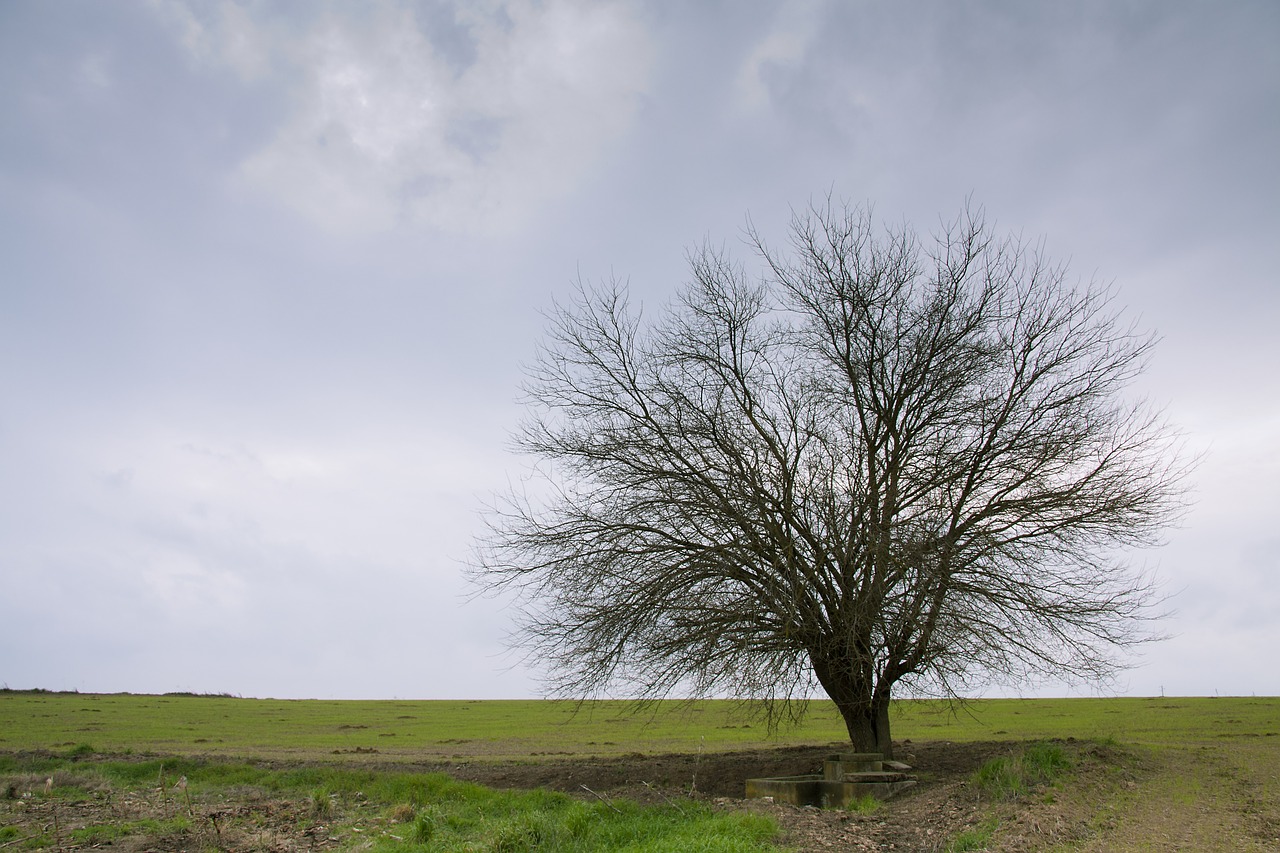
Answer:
[1,691,1278,850]
[4,691,1277,760]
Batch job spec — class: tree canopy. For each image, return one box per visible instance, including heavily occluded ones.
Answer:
[473,201,1189,756]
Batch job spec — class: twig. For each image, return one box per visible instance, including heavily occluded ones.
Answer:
[48,781,63,853]
[642,781,687,815]
[176,775,193,816]
[579,784,623,814]
[157,763,170,816]
[209,812,223,848]
[691,735,705,795]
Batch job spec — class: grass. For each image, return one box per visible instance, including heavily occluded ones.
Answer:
[2,691,1277,763]
[946,816,999,852]
[1065,738,1280,851]
[845,793,882,815]
[971,741,1073,801]
[893,695,1280,748]
[69,816,192,846]
[3,691,1277,850]
[0,692,831,761]
[0,754,778,852]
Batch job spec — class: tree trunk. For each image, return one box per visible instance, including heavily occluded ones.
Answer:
[812,657,895,759]
[835,694,894,760]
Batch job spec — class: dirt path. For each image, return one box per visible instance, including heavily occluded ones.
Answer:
[1063,741,1280,852]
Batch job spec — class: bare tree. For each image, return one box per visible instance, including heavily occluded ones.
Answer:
[472,201,1189,758]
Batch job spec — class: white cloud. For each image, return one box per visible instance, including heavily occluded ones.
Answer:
[733,0,825,112]
[148,0,270,81]
[78,52,113,91]
[153,1,655,235]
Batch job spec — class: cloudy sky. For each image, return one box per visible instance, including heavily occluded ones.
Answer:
[2,0,1276,701]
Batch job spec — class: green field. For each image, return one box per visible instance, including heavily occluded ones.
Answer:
[2,691,1278,851]
[2,691,1276,761]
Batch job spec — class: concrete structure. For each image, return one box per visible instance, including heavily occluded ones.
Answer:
[745,752,917,808]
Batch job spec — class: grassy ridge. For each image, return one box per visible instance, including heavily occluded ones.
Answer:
[1,691,1276,761]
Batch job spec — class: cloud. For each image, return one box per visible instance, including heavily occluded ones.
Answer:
[153,1,654,236]
[733,0,826,113]
[147,0,270,81]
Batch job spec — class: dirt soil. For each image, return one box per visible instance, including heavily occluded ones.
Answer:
[4,739,1277,851]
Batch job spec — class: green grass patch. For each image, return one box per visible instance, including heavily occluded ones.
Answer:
[946,816,999,852]
[0,754,780,852]
[361,784,768,852]
[971,741,1073,801]
[69,817,190,846]
[844,793,882,815]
